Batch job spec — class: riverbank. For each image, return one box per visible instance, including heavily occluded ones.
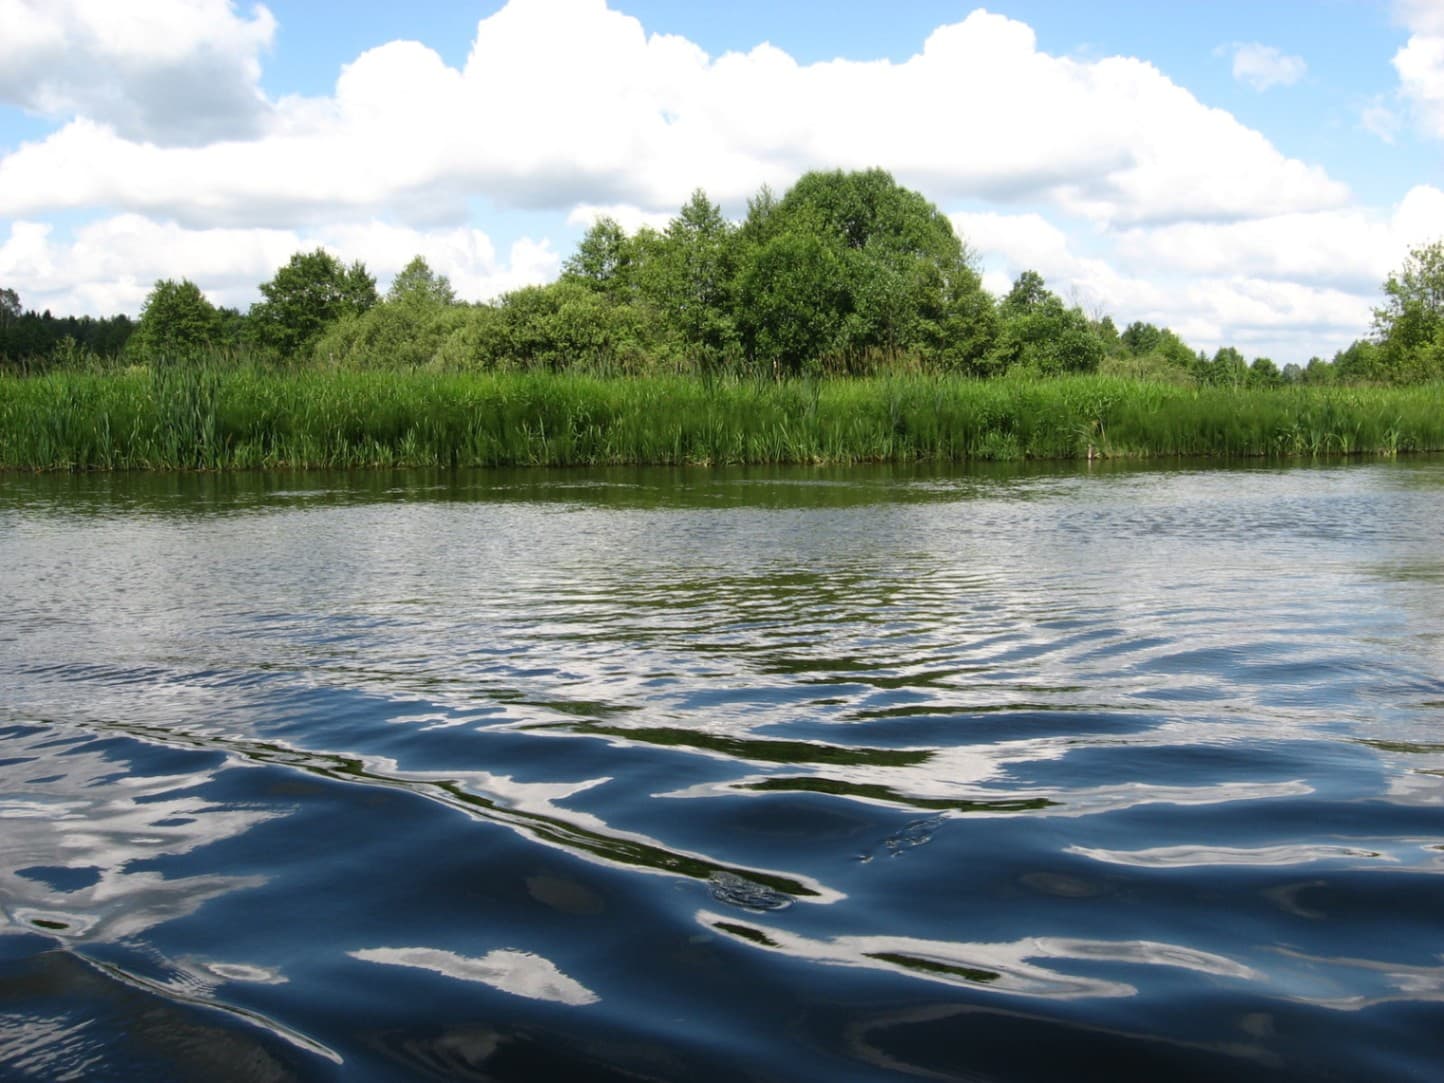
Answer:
[2,367,1441,471]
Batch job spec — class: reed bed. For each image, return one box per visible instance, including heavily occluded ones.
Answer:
[2,365,1441,471]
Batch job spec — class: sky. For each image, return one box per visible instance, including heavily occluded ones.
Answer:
[1,0,1441,363]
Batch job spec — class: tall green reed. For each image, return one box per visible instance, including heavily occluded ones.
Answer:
[2,364,1441,471]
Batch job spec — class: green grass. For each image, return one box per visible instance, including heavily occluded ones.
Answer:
[2,365,1441,471]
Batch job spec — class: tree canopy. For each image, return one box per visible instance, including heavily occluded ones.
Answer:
[248,249,377,359]
[1372,239,1444,382]
[735,168,988,373]
[388,256,456,307]
[133,279,221,362]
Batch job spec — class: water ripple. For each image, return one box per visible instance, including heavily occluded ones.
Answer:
[3,460,1444,1080]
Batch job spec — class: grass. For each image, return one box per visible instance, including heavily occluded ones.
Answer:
[2,364,1442,471]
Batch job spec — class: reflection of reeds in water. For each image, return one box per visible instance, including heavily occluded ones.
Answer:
[3,364,1442,470]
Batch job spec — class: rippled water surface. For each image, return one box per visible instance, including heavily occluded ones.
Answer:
[3,460,1444,1081]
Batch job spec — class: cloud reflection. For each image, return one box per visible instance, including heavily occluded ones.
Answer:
[1067,843,1393,868]
[698,910,1257,999]
[349,947,598,1006]
[1270,947,1444,1011]
[0,725,275,945]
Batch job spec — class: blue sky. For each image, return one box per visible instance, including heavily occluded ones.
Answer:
[1,0,1441,362]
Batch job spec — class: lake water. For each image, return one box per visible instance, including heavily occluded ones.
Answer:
[2,459,1443,1082]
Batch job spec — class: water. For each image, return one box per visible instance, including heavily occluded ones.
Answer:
[2,459,1443,1082]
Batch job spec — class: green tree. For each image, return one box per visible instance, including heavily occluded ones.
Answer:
[736,184,778,249]
[736,168,990,372]
[1334,339,1382,382]
[647,190,739,370]
[0,287,20,363]
[1001,271,1050,316]
[737,230,849,375]
[990,271,1104,375]
[563,217,635,299]
[1248,356,1282,387]
[488,280,652,374]
[1119,321,1162,355]
[1303,356,1335,384]
[1373,240,1444,381]
[305,255,464,368]
[387,256,455,306]
[1201,346,1248,387]
[249,249,377,360]
[132,278,221,363]
[1116,320,1194,369]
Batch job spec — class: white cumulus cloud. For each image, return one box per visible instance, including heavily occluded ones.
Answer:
[1114,185,1444,291]
[0,214,558,317]
[951,186,1444,363]
[566,204,676,235]
[1394,0,1444,139]
[0,2,1349,229]
[0,0,276,146]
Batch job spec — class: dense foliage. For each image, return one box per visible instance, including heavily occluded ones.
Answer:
[132,279,224,362]
[2,171,1441,389]
[248,249,379,360]
[0,286,134,373]
[1368,240,1444,382]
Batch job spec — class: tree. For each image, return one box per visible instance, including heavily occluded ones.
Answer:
[1095,315,1120,348]
[249,249,377,359]
[1200,346,1248,387]
[563,218,635,298]
[645,189,739,370]
[1248,356,1282,388]
[1376,240,1444,341]
[737,184,777,249]
[0,287,19,363]
[1303,356,1335,384]
[132,278,220,363]
[302,255,463,368]
[737,230,849,375]
[737,168,991,372]
[991,270,1105,375]
[488,279,651,373]
[387,256,455,306]
[1119,320,1162,356]
[1002,271,1050,315]
[1334,339,1382,382]
[1372,239,1444,381]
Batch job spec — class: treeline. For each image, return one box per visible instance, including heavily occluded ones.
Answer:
[2,169,1441,385]
[0,287,135,372]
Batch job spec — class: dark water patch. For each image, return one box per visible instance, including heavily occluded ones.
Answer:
[14,868,102,894]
